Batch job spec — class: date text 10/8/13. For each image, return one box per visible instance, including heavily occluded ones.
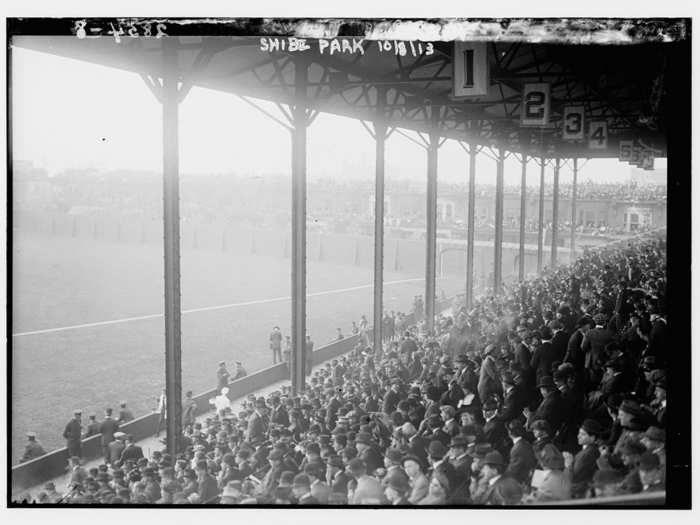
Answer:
[260,37,434,57]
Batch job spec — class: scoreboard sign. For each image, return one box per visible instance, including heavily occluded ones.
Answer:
[619,140,634,162]
[629,145,643,166]
[562,106,585,140]
[520,83,551,127]
[588,120,608,149]
[452,42,489,98]
[641,150,655,170]
[619,140,655,169]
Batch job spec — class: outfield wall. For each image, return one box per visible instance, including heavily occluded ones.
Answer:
[14,211,570,284]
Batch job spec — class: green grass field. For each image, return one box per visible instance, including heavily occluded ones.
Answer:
[11,233,462,463]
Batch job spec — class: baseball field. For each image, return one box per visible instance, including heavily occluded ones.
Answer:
[11,232,462,463]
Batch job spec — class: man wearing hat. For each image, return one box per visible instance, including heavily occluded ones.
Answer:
[455,354,478,394]
[402,454,429,503]
[194,459,219,503]
[426,439,448,472]
[571,419,603,498]
[234,361,248,380]
[215,359,230,390]
[380,448,409,488]
[504,420,537,485]
[382,381,402,415]
[498,371,527,424]
[246,398,268,445]
[638,452,665,494]
[489,476,524,506]
[180,468,198,497]
[270,395,290,427]
[68,455,88,487]
[20,431,46,463]
[399,422,428,469]
[119,434,144,463]
[98,408,120,464]
[612,400,648,456]
[618,440,646,494]
[482,398,509,458]
[549,320,569,364]
[63,410,83,458]
[142,467,162,502]
[305,462,331,504]
[291,473,318,504]
[650,375,667,427]
[439,405,459,437]
[84,414,100,438]
[384,474,412,505]
[640,426,666,475]
[182,390,197,428]
[531,326,559,386]
[564,316,593,376]
[530,420,553,457]
[582,312,615,383]
[526,376,565,434]
[43,481,62,503]
[591,468,624,498]
[270,326,283,365]
[478,344,502,403]
[117,401,134,424]
[446,435,472,503]
[108,432,126,465]
[326,455,351,497]
[474,451,509,505]
[347,458,386,505]
[272,472,295,503]
[600,358,626,398]
[355,431,383,475]
[261,448,285,495]
[532,444,571,502]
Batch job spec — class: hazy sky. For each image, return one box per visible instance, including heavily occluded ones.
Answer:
[12,46,667,187]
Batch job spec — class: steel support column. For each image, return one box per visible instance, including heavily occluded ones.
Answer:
[465,144,477,310]
[570,158,578,260]
[518,154,527,281]
[290,57,308,395]
[425,128,439,334]
[537,158,546,274]
[162,38,183,458]
[372,94,387,353]
[493,149,505,294]
[551,157,561,267]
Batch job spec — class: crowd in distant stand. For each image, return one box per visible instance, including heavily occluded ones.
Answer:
[19,232,668,505]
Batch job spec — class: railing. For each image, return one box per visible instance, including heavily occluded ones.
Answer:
[534,491,666,506]
[10,299,451,496]
[10,334,362,494]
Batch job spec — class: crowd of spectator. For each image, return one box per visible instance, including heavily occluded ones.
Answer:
[19,230,668,505]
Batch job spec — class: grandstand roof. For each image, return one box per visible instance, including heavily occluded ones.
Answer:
[11,18,688,159]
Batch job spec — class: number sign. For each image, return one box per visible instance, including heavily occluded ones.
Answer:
[563,106,585,140]
[521,83,551,127]
[588,121,608,150]
[619,140,633,162]
[629,146,643,166]
[452,42,489,98]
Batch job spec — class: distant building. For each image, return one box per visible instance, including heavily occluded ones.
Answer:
[13,161,51,209]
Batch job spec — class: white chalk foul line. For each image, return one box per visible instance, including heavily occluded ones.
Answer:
[12,277,430,337]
